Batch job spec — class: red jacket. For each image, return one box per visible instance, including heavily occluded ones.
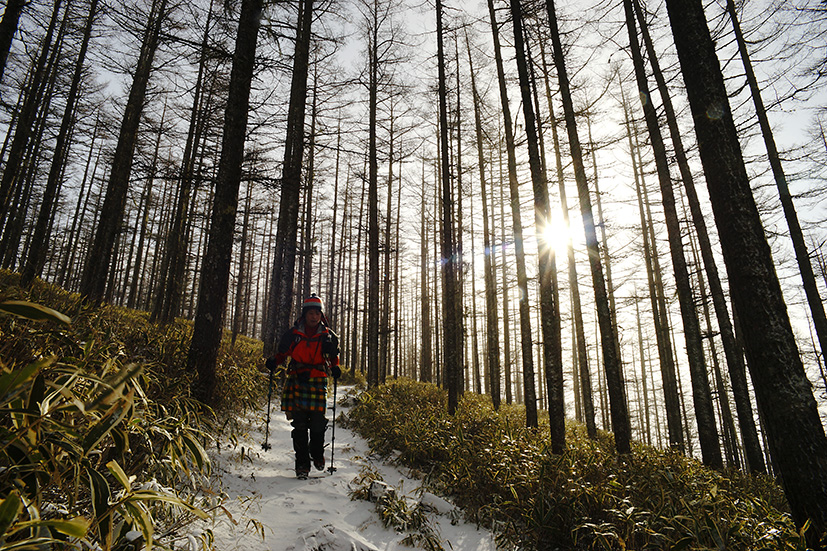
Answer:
[274,321,340,378]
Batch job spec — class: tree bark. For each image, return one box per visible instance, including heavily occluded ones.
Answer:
[634,0,763,472]
[187,0,263,405]
[263,0,314,355]
[624,0,721,468]
[79,0,168,302]
[666,0,827,541]
[545,0,631,453]
[436,0,462,413]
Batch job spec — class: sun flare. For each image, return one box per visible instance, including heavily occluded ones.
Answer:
[540,217,571,257]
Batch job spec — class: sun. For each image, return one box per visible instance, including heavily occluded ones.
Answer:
[540,216,571,257]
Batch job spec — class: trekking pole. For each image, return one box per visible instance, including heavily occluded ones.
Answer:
[327,377,338,474]
[262,367,274,451]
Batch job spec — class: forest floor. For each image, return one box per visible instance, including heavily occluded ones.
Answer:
[191,384,499,551]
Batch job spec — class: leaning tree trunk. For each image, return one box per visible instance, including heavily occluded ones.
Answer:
[621,86,684,450]
[509,0,561,440]
[634,0,764,472]
[187,0,264,405]
[153,0,214,324]
[545,0,631,453]
[487,0,535,423]
[0,0,62,229]
[22,0,99,286]
[79,0,168,302]
[666,0,827,543]
[0,0,26,84]
[624,0,721,468]
[726,0,827,369]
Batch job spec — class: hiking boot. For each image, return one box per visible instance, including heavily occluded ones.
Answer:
[296,468,310,480]
[313,456,325,471]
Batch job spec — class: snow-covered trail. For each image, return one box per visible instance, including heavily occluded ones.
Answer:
[198,386,499,551]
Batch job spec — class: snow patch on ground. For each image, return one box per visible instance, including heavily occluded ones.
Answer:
[193,385,499,551]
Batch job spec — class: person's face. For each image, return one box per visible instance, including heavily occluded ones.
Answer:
[305,309,322,327]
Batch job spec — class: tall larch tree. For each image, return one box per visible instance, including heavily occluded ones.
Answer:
[79,0,169,303]
[263,0,314,355]
[623,0,721,468]
[509,0,562,442]
[665,0,827,543]
[0,0,62,230]
[187,0,264,404]
[466,30,501,409]
[436,0,463,413]
[22,0,101,287]
[632,0,763,472]
[544,0,631,453]
[726,0,827,369]
[487,0,536,422]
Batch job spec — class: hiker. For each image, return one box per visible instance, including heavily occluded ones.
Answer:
[266,293,341,478]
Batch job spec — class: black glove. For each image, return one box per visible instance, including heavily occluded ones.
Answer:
[321,336,338,357]
[265,357,278,372]
[331,365,341,380]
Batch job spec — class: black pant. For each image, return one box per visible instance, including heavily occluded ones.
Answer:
[291,410,328,470]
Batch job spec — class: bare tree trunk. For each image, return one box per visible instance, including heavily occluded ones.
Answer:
[436,0,462,413]
[666,0,827,541]
[498,153,513,405]
[467,32,501,407]
[153,0,214,324]
[634,295,652,444]
[545,0,631,453]
[232,181,253,346]
[0,0,62,228]
[61,118,101,288]
[381,105,395,384]
[187,0,263,404]
[365,9,381,387]
[487,0,534,420]
[623,94,683,450]
[624,0,721,467]
[79,0,168,302]
[0,0,25,84]
[634,0,763,472]
[509,0,560,436]
[263,0,314,354]
[726,0,827,368]
[420,163,433,382]
[537,38,595,437]
[22,0,99,286]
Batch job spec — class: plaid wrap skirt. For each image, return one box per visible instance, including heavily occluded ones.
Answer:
[281,375,328,413]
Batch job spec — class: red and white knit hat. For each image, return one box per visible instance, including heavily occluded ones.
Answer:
[302,293,323,312]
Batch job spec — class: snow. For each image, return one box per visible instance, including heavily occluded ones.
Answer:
[194,386,499,551]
